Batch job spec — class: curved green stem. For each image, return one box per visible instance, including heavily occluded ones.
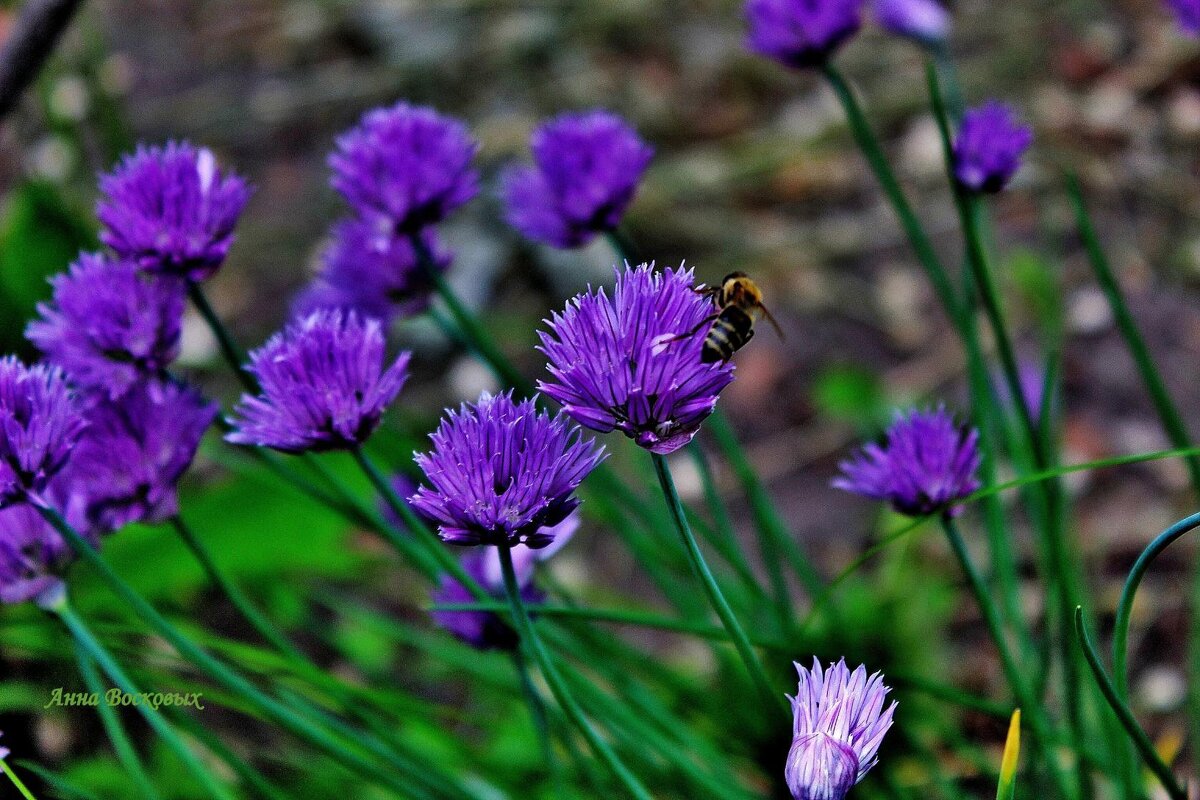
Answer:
[170,515,303,661]
[496,544,655,800]
[50,598,235,800]
[513,648,559,788]
[186,281,254,393]
[651,453,783,714]
[1074,608,1187,800]
[0,756,38,800]
[941,518,1074,800]
[1114,510,1200,699]
[73,640,161,800]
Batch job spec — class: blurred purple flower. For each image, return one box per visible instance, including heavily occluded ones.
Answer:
[995,361,1051,426]
[0,358,87,509]
[294,220,451,323]
[833,406,981,517]
[66,383,217,533]
[1167,0,1200,34]
[431,513,578,650]
[329,102,479,232]
[226,310,410,453]
[0,730,7,759]
[500,110,653,248]
[97,142,251,281]
[874,0,949,44]
[539,264,736,455]
[785,658,896,800]
[0,489,92,605]
[410,392,604,548]
[953,102,1033,193]
[26,253,184,399]
[745,0,863,68]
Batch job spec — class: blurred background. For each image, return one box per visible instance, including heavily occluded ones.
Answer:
[3,0,1200,795]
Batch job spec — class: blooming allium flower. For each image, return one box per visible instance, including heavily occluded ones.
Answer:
[97,142,251,281]
[539,264,736,455]
[226,310,410,453]
[295,220,450,322]
[833,406,981,517]
[26,253,184,399]
[411,392,605,548]
[785,658,896,800]
[431,514,577,649]
[745,0,863,68]
[0,489,91,605]
[1167,0,1200,34]
[329,102,479,232]
[0,359,86,508]
[873,0,949,45]
[952,102,1033,193]
[65,383,217,533]
[500,111,654,248]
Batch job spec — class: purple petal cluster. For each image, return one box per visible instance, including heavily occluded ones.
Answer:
[66,383,217,533]
[1167,0,1200,34]
[874,0,950,44]
[431,516,576,650]
[539,264,736,455]
[501,111,654,248]
[952,102,1033,194]
[410,392,605,548]
[226,310,410,453]
[745,0,863,69]
[97,142,251,281]
[0,488,92,605]
[785,658,896,800]
[293,220,450,322]
[329,102,479,233]
[833,406,981,517]
[26,253,184,399]
[0,358,87,508]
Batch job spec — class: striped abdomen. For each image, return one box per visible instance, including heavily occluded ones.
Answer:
[701,306,755,363]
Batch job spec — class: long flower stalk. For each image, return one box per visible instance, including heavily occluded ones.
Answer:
[495,543,655,800]
[651,453,783,714]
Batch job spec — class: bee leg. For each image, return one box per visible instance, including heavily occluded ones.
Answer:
[759,303,785,339]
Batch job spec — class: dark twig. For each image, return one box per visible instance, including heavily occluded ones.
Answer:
[0,0,85,119]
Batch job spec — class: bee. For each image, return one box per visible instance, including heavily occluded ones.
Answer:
[673,272,783,363]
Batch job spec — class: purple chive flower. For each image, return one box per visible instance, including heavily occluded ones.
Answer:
[26,253,184,399]
[500,111,654,249]
[0,359,87,509]
[295,220,451,322]
[410,392,605,548]
[97,142,251,282]
[329,102,479,232]
[64,383,216,533]
[431,515,577,650]
[786,658,896,800]
[1167,0,1200,35]
[745,0,863,69]
[226,310,410,453]
[874,0,949,45]
[539,264,736,455]
[952,102,1033,194]
[995,361,1051,427]
[833,406,981,517]
[0,489,92,605]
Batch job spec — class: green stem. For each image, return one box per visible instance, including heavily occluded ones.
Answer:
[941,518,1074,800]
[1114,510,1200,699]
[49,597,235,800]
[496,544,655,800]
[186,281,254,393]
[651,453,783,714]
[822,62,965,331]
[1074,608,1187,800]
[34,504,433,796]
[707,410,822,598]
[170,515,304,661]
[512,648,559,788]
[0,758,38,800]
[73,640,161,800]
